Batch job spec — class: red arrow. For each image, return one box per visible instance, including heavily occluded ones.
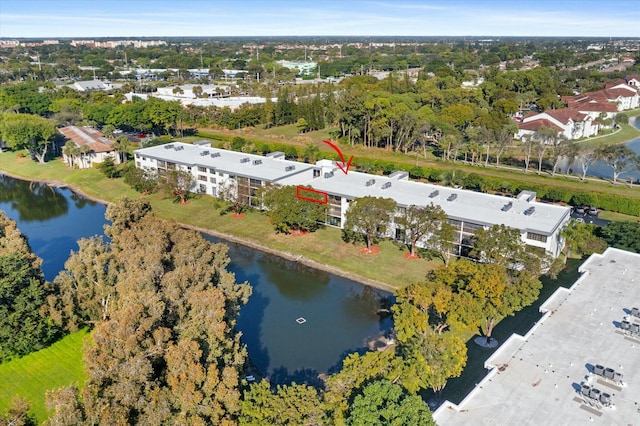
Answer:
[322,140,353,175]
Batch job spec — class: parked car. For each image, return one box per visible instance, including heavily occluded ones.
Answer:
[574,206,585,215]
[588,206,598,216]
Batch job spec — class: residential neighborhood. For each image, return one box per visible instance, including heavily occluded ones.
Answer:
[1,1,640,424]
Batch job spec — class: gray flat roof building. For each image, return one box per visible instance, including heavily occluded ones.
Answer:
[433,247,640,425]
[134,142,571,257]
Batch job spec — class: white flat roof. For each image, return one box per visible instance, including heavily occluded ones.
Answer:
[136,143,314,182]
[135,143,570,235]
[308,169,569,235]
[434,248,640,425]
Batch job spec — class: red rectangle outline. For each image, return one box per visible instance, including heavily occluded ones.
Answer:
[296,186,328,204]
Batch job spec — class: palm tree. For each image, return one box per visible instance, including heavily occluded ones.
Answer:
[62,141,79,168]
[113,135,131,163]
[78,144,91,169]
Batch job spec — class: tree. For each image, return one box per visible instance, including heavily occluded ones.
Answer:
[46,203,251,424]
[101,124,116,138]
[113,135,131,163]
[576,144,599,181]
[396,204,450,258]
[97,156,118,178]
[62,140,79,168]
[240,381,326,425]
[533,126,558,174]
[0,211,59,361]
[0,397,37,426]
[561,219,607,261]
[218,177,247,215]
[599,221,640,253]
[296,117,309,133]
[547,135,572,176]
[123,165,158,193]
[470,224,543,274]
[161,169,195,204]
[597,145,639,184]
[301,142,320,163]
[344,196,397,252]
[345,380,435,426]
[400,332,467,394]
[0,113,57,163]
[261,185,328,234]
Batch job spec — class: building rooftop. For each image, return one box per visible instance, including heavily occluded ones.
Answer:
[59,126,114,152]
[136,142,314,182]
[433,247,640,425]
[309,166,569,236]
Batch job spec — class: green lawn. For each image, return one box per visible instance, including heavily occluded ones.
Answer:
[0,152,437,290]
[142,192,439,290]
[0,329,88,423]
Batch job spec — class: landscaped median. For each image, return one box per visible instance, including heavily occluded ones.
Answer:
[0,152,438,291]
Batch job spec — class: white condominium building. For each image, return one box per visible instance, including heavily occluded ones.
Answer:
[135,142,571,258]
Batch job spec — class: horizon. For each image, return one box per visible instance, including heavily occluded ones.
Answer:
[1,0,639,39]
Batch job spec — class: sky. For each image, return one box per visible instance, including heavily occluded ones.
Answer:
[1,0,639,39]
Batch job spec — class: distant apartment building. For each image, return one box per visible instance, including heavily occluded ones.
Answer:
[517,79,639,140]
[276,60,317,76]
[135,142,571,258]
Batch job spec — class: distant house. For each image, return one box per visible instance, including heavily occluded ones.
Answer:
[59,126,120,169]
[517,79,638,140]
[517,109,599,141]
[626,74,640,88]
[69,80,113,92]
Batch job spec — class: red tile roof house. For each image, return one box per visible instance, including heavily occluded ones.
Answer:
[59,126,121,169]
[625,74,640,88]
[516,80,638,141]
[517,109,599,141]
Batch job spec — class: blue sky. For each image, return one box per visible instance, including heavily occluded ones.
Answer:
[1,0,639,38]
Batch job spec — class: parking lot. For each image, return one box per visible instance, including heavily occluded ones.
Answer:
[570,207,610,227]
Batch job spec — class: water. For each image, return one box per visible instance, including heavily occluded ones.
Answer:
[0,174,391,383]
[558,116,640,181]
[210,239,392,383]
[0,175,107,281]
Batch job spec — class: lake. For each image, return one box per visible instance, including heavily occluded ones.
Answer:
[0,174,391,384]
[558,116,640,181]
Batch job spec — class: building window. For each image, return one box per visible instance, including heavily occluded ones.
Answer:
[527,232,548,243]
[157,160,166,168]
[135,154,140,159]
[198,166,207,173]
[209,168,215,174]
[313,169,320,178]
[209,177,216,184]
[327,216,341,227]
[198,175,207,181]
[199,184,206,193]
[218,172,223,177]
[136,162,140,167]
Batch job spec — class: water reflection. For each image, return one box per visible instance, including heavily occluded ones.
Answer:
[0,174,69,222]
[0,173,393,385]
[0,174,107,281]
[557,117,640,181]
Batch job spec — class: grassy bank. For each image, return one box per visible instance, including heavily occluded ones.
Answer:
[0,152,437,290]
[0,329,88,423]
